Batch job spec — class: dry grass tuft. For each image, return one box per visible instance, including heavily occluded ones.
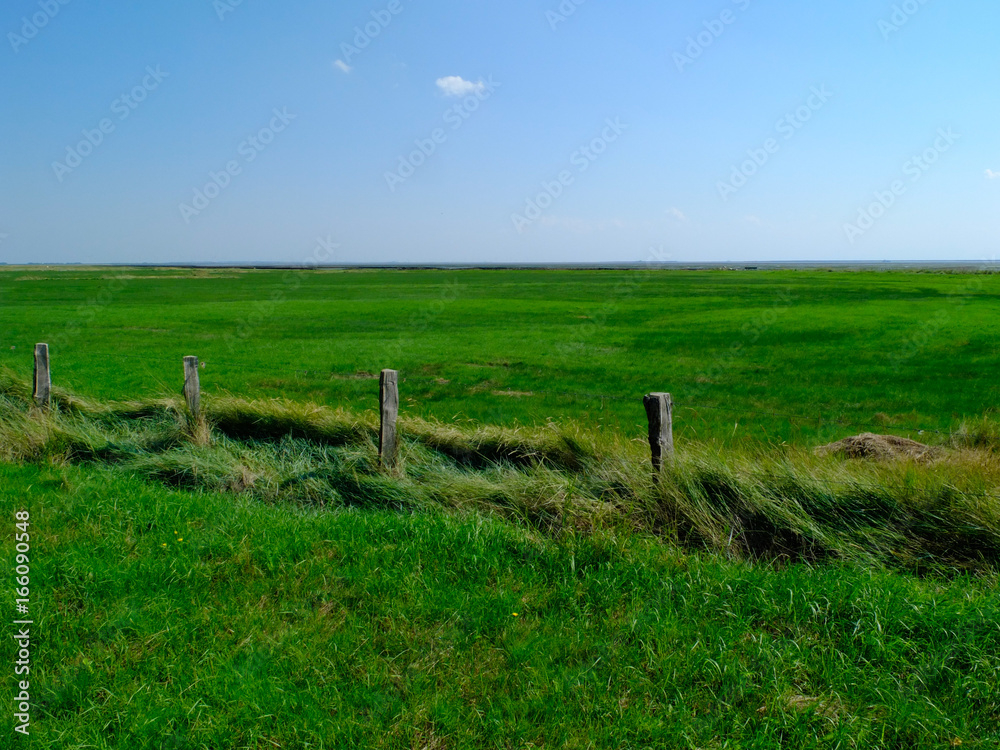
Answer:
[816,432,940,461]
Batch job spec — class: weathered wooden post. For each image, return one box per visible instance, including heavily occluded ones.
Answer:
[643,392,673,477]
[32,343,50,408]
[183,356,200,418]
[379,369,399,469]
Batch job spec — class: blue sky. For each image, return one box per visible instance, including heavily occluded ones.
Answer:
[2,0,998,264]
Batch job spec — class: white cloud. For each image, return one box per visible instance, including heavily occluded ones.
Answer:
[333,59,352,74]
[745,214,762,225]
[667,207,686,221]
[986,169,1000,179]
[436,76,485,97]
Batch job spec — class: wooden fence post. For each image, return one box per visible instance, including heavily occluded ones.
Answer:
[643,392,673,477]
[379,369,399,469]
[183,356,200,417]
[32,343,50,408]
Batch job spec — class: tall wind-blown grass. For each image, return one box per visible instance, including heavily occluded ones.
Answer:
[3,366,1000,573]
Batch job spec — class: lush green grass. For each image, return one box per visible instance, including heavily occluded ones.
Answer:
[4,462,999,749]
[6,371,1000,574]
[1,266,997,444]
[4,266,1000,747]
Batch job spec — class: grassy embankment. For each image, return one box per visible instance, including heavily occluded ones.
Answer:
[3,373,1000,747]
[5,368,1000,572]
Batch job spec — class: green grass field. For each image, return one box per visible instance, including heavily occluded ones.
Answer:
[3,266,1000,748]
[1,266,997,443]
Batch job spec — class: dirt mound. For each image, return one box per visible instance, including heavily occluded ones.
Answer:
[816,432,938,460]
